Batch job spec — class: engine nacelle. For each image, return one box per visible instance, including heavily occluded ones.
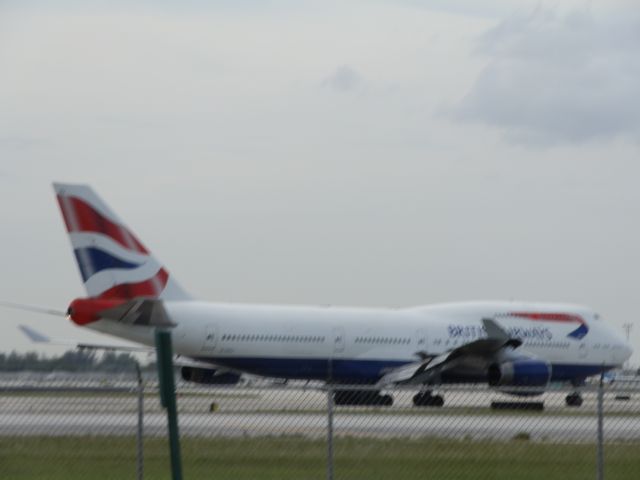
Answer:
[181,366,241,385]
[488,359,551,394]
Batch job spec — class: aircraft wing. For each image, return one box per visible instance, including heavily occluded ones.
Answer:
[376,318,522,387]
[18,325,153,353]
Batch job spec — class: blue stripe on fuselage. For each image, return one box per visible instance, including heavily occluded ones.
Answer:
[196,356,613,383]
[196,357,407,383]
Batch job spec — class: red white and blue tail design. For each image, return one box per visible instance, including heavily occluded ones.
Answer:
[54,183,190,301]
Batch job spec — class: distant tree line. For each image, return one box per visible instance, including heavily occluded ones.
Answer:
[0,350,154,372]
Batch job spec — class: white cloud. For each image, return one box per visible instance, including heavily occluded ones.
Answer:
[451,6,640,146]
[322,65,363,93]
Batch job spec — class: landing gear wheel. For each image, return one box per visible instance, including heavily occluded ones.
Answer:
[413,392,444,407]
[565,393,583,407]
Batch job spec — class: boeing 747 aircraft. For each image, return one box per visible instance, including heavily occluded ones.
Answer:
[12,184,635,407]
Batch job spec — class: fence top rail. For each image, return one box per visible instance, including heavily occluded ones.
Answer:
[2,380,640,395]
[171,382,640,394]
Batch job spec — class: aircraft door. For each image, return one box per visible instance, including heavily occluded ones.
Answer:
[202,324,218,352]
[333,327,345,354]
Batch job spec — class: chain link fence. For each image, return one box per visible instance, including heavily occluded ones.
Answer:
[1,372,639,479]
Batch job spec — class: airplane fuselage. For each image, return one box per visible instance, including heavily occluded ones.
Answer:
[88,300,631,384]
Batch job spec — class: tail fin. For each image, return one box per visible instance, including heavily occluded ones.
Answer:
[53,183,191,301]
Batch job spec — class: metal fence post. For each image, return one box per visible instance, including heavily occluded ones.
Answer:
[134,361,144,480]
[155,328,183,480]
[597,370,605,480]
[327,384,334,480]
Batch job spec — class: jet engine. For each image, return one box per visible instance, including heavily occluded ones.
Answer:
[488,359,551,395]
[181,366,241,385]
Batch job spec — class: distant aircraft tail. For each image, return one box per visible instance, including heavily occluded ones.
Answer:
[53,183,190,301]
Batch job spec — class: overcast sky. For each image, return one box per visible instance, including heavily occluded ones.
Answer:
[2,0,640,363]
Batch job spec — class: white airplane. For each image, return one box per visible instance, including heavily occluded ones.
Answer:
[15,183,636,407]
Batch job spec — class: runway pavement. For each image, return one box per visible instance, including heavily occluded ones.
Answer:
[2,410,640,441]
[1,385,639,442]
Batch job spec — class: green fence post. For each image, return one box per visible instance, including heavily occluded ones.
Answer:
[155,328,183,480]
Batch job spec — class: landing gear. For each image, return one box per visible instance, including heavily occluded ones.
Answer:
[334,390,393,406]
[565,392,583,407]
[413,391,444,407]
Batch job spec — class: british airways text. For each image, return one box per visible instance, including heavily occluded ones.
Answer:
[447,325,553,340]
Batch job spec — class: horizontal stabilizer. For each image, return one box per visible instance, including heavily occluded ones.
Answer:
[18,325,152,353]
[0,300,66,317]
[19,325,51,343]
